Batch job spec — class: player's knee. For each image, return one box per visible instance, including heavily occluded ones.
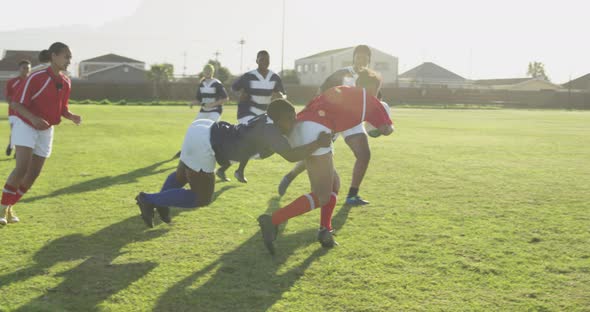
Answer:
[26,168,43,181]
[332,174,341,194]
[197,196,212,207]
[355,148,371,163]
[317,193,331,207]
[13,166,29,180]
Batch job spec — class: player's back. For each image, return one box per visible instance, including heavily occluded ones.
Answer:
[297,86,369,132]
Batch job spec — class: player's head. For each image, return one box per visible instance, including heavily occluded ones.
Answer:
[203,64,215,79]
[256,50,270,71]
[268,99,296,135]
[39,42,71,71]
[356,68,382,97]
[18,59,31,77]
[353,45,371,70]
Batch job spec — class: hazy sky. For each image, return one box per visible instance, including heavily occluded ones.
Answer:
[1,0,588,83]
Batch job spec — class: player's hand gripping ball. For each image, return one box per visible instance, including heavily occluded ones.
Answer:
[365,101,392,138]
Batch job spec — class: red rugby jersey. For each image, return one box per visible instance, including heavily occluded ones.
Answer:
[13,67,71,128]
[296,86,392,132]
[4,76,25,116]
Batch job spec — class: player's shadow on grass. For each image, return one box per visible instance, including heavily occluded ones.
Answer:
[154,198,353,312]
[0,216,168,312]
[0,184,241,312]
[20,159,175,204]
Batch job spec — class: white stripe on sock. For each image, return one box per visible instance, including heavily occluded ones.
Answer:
[3,189,16,195]
[304,193,316,211]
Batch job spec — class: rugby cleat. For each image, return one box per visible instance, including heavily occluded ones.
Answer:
[257,214,278,255]
[345,195,369,206]
[135,192,155,228]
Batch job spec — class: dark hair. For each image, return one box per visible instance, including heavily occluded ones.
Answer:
[257,50,269,59]
[353,45,371,59]
[267,99,295,122]
[356,68,382,90]
[18,59,31,67]
[39,42,69,63]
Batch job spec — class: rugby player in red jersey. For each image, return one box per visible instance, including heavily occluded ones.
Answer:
[258,69,393,254]
[4,60,31,157]
[0,42,81,226]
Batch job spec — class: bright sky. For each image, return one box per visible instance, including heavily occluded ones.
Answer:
[1,0,588,83]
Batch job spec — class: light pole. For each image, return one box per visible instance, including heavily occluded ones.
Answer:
[239,38,246,73]
[182,51,187,77]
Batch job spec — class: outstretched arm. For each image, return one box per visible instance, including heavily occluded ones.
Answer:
[274,132,332,162]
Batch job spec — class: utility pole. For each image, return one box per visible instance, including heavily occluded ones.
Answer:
[183,51,187,77]
[214,50,221,63]
[239,38,246,73]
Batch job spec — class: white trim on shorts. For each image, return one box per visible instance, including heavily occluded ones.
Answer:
[179,119,216,173]
[288,121,333,156]
[11,117,54,158]
[8,116,19,125]
[340,123,367,138]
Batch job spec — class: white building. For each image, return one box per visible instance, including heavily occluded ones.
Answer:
[295,46,398,86]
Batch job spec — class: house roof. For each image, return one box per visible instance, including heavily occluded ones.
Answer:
[3,50,39,59]
[562,73,590,89]
[474,78,531,86]
[399,62,465,81]
[509,78,561,90]
[85,63,146,77]
[80,53,144,64]
[298,47,353,61]
[0,50,41,71]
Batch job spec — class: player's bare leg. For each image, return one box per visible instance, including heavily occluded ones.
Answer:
[344,133,371,206]
[306,153,338,247]
[278,160,306,196]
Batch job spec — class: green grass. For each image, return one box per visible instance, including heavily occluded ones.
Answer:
[0,103,589,311]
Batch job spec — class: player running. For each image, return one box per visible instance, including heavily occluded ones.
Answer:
[215,50,286,183]
[0,42,82,226]
[4,60,32,157]
[258,69,393,254]
[278,45,381,206]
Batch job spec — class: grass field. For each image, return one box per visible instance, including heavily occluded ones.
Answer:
[0,103,589,311]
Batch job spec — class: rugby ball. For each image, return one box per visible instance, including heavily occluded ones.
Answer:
[365,101,392,138]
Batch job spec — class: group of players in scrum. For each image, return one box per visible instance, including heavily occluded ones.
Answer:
[2,43,393,255]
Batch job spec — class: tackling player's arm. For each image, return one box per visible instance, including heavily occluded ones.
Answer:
[266,128,332,162]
